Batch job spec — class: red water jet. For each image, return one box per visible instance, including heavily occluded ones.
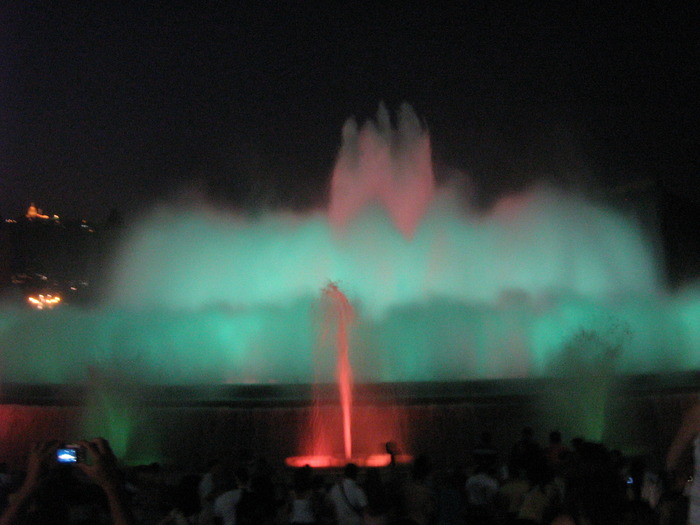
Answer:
[286,283,411,469]
[324,283,355,460]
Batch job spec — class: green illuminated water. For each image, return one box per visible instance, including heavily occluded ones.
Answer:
[2,277,698,385]
[1,106,699,455]
[0,105,690,386]
[0,191,695,387]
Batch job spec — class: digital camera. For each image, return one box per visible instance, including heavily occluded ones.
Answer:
[56,444,85,464]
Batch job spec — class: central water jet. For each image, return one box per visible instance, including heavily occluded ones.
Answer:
[286,283,411,468]
[324,283,355,461]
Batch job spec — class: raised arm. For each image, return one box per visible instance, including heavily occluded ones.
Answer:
[0,441,58,525]
[78,438,136,525]
[667,403,700,472]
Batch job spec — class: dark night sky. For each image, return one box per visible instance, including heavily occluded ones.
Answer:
[1,2,698,221]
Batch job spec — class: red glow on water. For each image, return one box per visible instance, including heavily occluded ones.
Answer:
[0,405,76,470]
[285,453,413,469]
[286,455,342,469]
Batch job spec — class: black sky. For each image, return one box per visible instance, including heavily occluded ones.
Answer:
[1,2,698,220]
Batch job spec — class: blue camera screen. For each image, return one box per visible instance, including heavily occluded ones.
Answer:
[57,448,78,463]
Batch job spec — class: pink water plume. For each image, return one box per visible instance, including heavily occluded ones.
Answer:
[328,102,435,238]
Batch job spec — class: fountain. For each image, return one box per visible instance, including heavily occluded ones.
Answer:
[1,103,700,467]
[2,103,693,386]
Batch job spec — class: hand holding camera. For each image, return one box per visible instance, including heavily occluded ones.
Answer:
[75,437,122,491]
[49,438,120,490]
[0,438,135,525]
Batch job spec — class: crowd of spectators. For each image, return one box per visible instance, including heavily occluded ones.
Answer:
[0,428,689,525]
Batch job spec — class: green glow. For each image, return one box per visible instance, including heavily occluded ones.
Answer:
[1,289,699,386]
[79,371,161,464]
[8,188,662,387]
[107,191,660,317]
[539,329,623,441]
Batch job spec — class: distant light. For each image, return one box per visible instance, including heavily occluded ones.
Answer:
[27,294,62,310]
